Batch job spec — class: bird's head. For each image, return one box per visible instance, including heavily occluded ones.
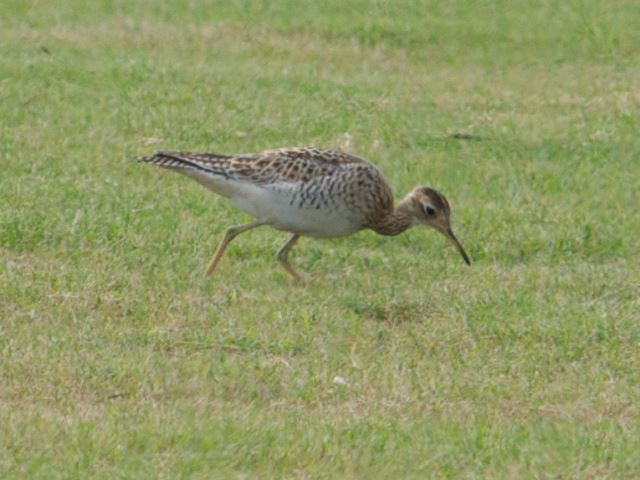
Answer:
[405,187,471,265]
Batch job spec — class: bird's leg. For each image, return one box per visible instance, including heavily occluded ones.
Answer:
[205,221,267,276]
[276,233,304,283]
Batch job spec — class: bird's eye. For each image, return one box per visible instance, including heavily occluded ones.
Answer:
[424,205,436,216]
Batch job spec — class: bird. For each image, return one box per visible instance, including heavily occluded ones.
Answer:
[138,146,470,282]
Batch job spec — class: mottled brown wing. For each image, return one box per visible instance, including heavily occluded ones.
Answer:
[239,147,373,184]
[139,147,372,185]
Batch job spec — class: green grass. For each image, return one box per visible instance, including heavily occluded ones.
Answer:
[1,0,640,477]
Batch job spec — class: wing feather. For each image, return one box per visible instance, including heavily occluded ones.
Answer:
[139,147,373,185]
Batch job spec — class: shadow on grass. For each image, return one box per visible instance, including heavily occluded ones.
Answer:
[342,298,435,324]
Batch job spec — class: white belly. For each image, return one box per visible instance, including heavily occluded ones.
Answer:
[229,182,361,238]
[269,206,362,237]
[183,174,363,238]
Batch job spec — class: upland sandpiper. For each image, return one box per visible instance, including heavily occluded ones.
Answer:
[139,147,470,282]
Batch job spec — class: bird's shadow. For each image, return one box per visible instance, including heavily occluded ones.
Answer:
[342,297,436,324]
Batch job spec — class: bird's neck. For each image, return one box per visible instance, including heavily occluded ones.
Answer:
[371,198,414,236]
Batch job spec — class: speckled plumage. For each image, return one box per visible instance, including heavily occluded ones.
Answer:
[139,146,470,281]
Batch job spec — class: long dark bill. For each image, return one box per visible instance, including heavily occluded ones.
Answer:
[445,227,471,266]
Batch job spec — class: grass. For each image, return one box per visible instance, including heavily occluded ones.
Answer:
[1,0,639,477]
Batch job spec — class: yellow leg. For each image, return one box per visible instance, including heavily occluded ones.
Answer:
[277,234,304,283]
[205,221,266,277]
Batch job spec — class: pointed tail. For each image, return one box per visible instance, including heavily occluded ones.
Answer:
[137,151,230,179]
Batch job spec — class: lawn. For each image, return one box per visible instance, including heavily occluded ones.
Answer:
[1,0,639,477]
